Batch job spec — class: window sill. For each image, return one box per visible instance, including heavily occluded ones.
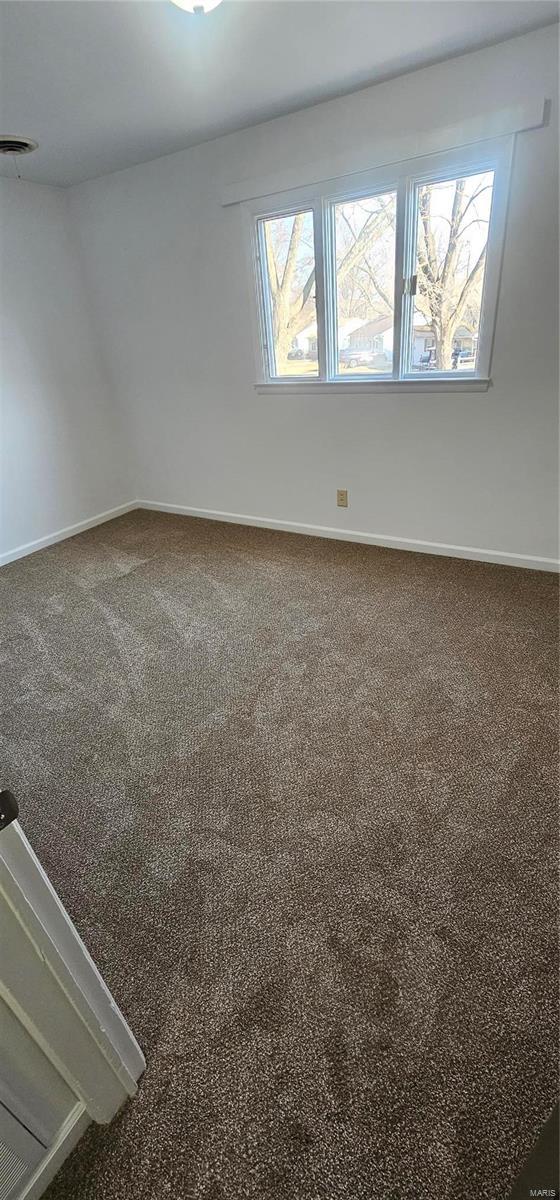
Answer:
[255,377,491,395]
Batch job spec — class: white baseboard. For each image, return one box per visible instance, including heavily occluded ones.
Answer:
[2,498,557,573]
[18,1104,90,1200]
[139,501,560,573]
[0,502,137,567]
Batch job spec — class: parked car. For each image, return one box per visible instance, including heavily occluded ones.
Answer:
[453,348,475,368]
[287,348,304,360]
[418,349,436,370]
[339,348,373,369]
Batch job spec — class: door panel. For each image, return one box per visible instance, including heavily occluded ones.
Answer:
[0,1103,43,1200]
[0,1000,74,1148]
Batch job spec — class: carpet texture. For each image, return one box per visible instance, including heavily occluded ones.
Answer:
[0,510,557,1200]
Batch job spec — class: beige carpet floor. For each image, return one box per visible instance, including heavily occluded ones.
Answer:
[0,510,558,1200]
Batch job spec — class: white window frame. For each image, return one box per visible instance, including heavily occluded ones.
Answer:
[244,135,513,394]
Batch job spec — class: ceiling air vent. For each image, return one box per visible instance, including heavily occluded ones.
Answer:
[0,136,38,155]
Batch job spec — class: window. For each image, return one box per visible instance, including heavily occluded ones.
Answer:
[258,209,318,377]
[406,170,494,374]
[248,137,512,389]
[334,190,396,375]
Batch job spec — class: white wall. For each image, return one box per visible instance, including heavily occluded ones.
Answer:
[12,26,560,567]
[68,26,559,566]
[0,179,131,561]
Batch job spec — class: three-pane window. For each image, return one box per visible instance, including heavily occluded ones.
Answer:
[251,140,510,386]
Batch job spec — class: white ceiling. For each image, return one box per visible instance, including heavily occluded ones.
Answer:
[0,0,557,187]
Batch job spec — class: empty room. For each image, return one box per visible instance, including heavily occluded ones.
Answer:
[0,2,558,1199]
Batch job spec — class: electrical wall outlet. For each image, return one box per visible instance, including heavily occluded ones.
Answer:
[337,489,348,508]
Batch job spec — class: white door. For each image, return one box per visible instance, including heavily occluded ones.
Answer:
[0,1098,44,1200]
[0,790,145,1199]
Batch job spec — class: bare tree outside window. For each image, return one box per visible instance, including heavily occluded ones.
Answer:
[260,210,317,376]
[257,164,497,380]
[334,191,396,373]
[412,170,494,371]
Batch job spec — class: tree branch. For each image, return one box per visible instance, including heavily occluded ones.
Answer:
[281,211,305,295]
[456,183,493,232]
[356,261,392,314]
[441,178,466,292]
[451,243,487,326]
[264,223,279,296]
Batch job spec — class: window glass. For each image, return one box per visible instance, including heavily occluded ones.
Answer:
[252,145,506,386]
[334,191,396,374]
[258,210,318,377]
[410,170,494,373]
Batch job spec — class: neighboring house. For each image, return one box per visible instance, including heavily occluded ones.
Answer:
[412,321,435,363]
[291,322,318,357]
[412,320,477,366]
[347,315,393,358]
[291,314,475,366]
[291,316,393,361]
[292,318,364,358]
[454,325,477,354]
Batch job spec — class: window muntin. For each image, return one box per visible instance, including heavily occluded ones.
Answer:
[407,170,494,375]
[333,190,396,376]
[250,139,510,386]
[258,209,318,378]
